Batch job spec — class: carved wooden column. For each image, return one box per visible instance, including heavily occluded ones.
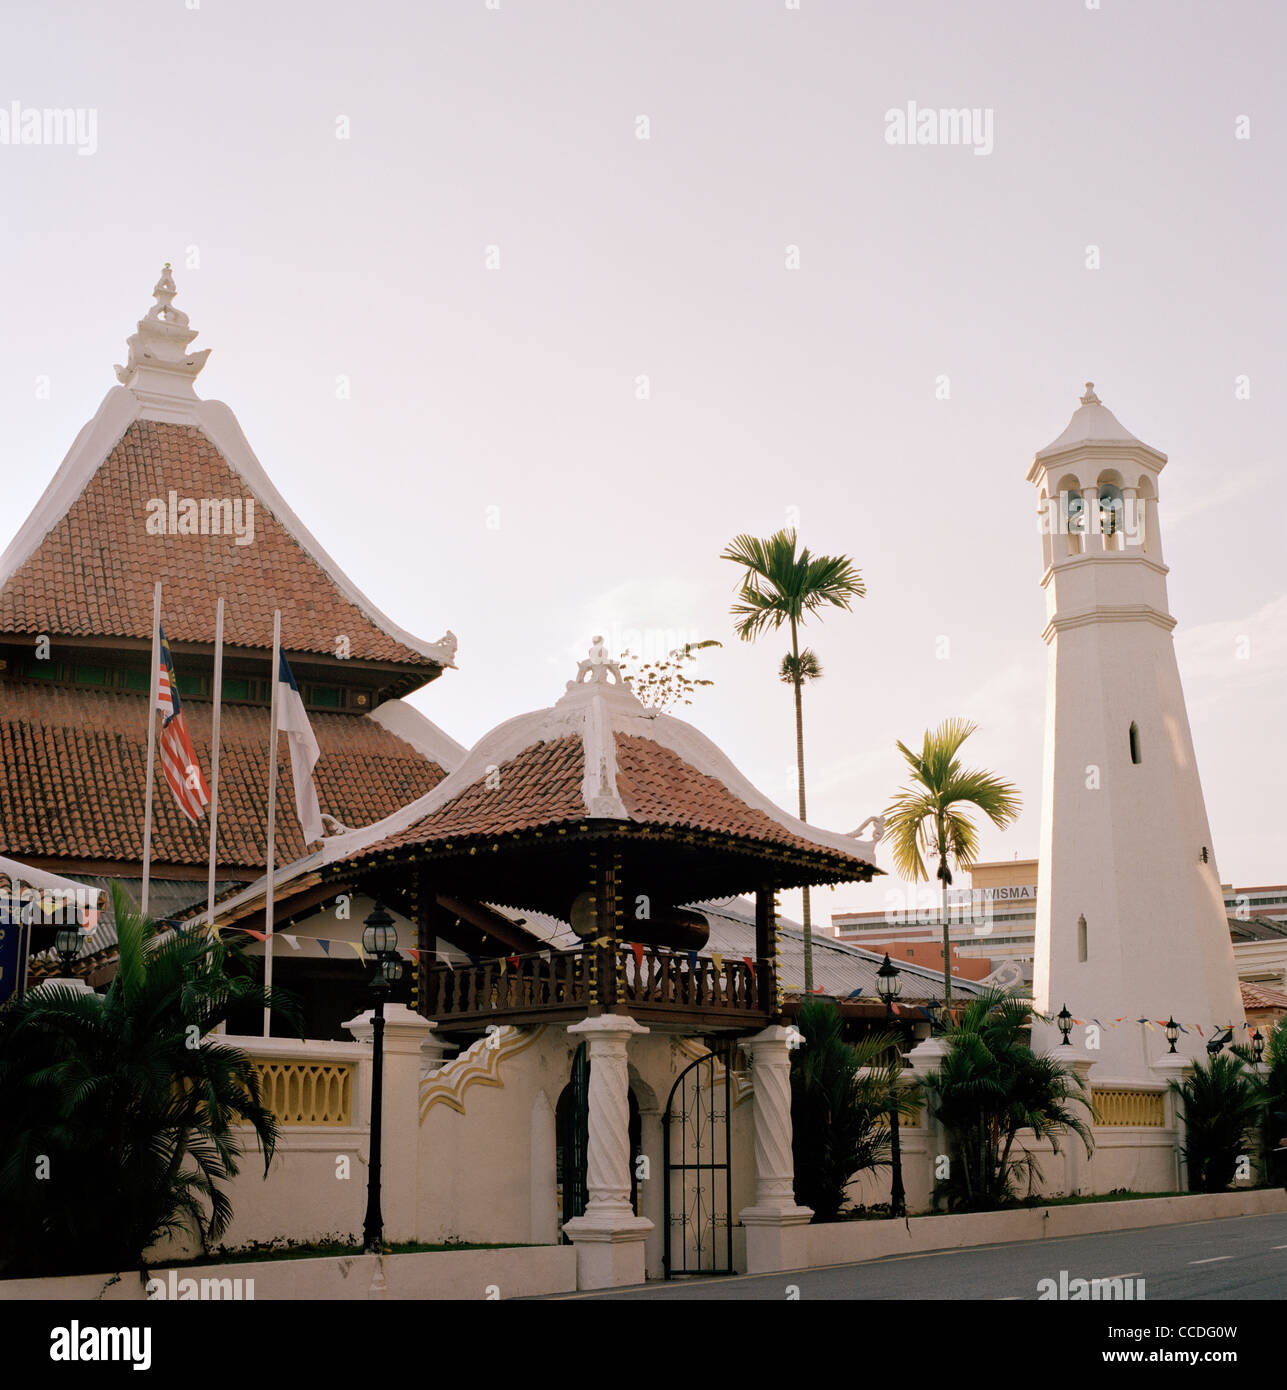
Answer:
[738,1024,813,1273]
[562,1015,653,1288]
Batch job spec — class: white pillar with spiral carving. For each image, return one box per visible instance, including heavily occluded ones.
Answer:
[739,1024,813,1273]
[562,1016,653,1288]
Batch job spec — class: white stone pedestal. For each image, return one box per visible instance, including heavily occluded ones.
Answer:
[1045,1043,1096,1196]
[561,1015,653,1289]
[344,1003,434,1243]
[738,1025,813,1273]
[1150,1051,1194,1192]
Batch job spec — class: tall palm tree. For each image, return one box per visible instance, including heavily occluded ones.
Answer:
[722,529,866,992]
[884,719,1021,1013]
[0,882,294,1277]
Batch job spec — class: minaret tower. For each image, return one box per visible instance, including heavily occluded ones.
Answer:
[1027,385,1241,1077]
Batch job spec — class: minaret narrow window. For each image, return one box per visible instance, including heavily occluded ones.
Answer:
[1077,914,1088,962]
[1129,722,1141,764]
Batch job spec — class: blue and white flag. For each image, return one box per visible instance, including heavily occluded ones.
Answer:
[276,651,323,844]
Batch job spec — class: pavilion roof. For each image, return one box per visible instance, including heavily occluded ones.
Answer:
[317,660,883,893]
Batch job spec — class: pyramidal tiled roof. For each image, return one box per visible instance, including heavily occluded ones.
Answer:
[316,651,886,873]
[0,265,456,669]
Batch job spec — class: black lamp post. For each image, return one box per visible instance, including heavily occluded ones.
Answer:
[362,903,399,1255]
[1165,1017,1179,1054]
[54,925,80,979]
[1056,1003,1073,1046]
[1206,1027,1233,1057]
[875,954,906,1220]
[1252,1030,1265,1064]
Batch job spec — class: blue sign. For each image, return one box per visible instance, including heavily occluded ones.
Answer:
[0,898,30,1007]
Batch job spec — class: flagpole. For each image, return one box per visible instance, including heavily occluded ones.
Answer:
[263,609,281,1037]
[207,596,224,928]
[140,581,162,916]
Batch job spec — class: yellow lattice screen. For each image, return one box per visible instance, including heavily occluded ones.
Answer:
[1092,1088,1166,1128]
[255,1060,354,1126]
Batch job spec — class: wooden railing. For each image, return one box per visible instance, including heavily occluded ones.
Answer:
[254,1059,355,1126]
[620,947,773,1015]
[1092,1087,1166,1128]
[423,948,589,1018]
[422,945,776,1025]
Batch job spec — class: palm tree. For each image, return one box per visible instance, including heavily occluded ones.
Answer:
[883,719,1021,1013]
[0,882,294,1277]
[789,997,920,1221]
[1171,1049,1266,1193]
[922,988,1093,1210]
[722,529,866,992]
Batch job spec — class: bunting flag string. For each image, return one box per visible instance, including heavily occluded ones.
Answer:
[629,942,644,969]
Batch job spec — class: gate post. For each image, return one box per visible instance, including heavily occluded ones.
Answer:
[562,1015,654,1288]
[738,1024,813,1274]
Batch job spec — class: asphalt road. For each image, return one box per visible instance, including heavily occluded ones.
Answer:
[548,1211,1287,1301]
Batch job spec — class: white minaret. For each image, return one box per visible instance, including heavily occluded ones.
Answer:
[1028,384,1242,1078]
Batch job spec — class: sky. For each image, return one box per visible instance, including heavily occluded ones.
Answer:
[1,0,1282,921]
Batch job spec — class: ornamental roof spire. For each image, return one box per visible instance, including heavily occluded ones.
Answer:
[114,262,210,401]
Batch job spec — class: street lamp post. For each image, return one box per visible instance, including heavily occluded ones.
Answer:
[362,903,401,1255]
[875,953,906,1220]
[1165,1017,1179,1054]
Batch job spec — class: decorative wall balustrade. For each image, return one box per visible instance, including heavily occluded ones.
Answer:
[254,1059,355,1126]
[1092,1087,1167,1128]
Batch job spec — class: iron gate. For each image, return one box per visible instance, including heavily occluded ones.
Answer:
[663,1048,733,1276]
[557,1042,589,1238]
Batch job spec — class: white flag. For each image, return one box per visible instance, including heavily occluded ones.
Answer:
[276,650,323,844]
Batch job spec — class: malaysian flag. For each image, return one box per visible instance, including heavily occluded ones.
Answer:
[156,626,211,823]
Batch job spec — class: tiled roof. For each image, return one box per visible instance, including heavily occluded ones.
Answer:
[614,734,844,858]
[698,900,986,1002]
[1240,980,1287,1011]
[0,419,436,665]
[333,730,875,874]
[0,683,446,868]
[344,736,587,856]
[1229,914,1287,942]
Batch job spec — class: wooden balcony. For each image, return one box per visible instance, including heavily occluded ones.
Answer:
[421,944,777,1032]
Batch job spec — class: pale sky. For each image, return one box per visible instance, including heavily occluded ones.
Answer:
[2,0,1282,919]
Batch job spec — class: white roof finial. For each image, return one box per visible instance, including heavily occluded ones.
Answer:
[1080,381,1101,406]
[114,262,211,400]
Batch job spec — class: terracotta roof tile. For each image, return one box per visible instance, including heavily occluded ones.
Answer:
[1240,980,1287,1011]
[359,737,586,856]
[0,419,435,664]
[613,734,840,858]
[0,682,445,868]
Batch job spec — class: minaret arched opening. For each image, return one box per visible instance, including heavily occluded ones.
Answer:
[1058,476,1085,556]
[1129,721,1141,764]
[1097,480,1125,551]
